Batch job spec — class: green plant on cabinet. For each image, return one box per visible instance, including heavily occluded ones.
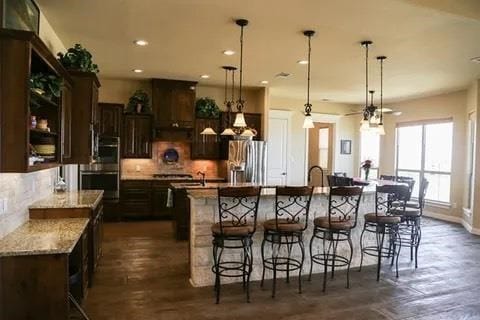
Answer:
[57,44,99,73]
[29,72,62,100]
[195,97,220,119]
[126,90,151,114]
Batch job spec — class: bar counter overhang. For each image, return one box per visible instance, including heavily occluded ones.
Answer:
[187,184,380,287]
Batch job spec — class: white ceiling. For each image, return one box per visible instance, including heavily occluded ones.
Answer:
[37,0,480,104]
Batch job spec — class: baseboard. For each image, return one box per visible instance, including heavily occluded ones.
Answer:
[424,211,480,235]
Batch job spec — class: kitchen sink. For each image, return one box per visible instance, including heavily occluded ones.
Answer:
[176,182,204,187]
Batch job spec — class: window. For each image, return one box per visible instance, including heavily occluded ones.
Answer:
[318,127,329,169]
[396,120,453,203]
[360,130,380,179]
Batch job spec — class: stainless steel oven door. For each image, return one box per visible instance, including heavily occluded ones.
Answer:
[79,171,119,200]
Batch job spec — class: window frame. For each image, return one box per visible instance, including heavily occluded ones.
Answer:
[395,118,454,204]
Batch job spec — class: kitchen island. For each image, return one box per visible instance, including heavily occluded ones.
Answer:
[174,183,380,287]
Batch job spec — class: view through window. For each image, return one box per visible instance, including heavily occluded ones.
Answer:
[396,120,453,203]
[360,130,380,179]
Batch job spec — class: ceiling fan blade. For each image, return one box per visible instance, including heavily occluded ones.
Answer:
[343,111,363,116]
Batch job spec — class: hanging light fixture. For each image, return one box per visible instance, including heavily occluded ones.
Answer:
[220,66,237,136]
[302,30,315,129]
[360,40,373,132]
[376,55,387,135]
[233,19,248,128]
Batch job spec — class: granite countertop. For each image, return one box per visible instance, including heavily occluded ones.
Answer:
[29,190,103,210]
[121,175,226,182]
[0,218,89,257]
[183,181,394,199]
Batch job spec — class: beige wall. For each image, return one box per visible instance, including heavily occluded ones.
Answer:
[0,12,64,238]
[268,97,357,185]
[99,78,152,106]
[380,90,467,219]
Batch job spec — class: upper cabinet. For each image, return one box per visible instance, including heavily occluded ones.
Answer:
[0,30,72,172]
[122,114,152,159]
[66,71,101,164]
[152,79,197,130]
[191,118,220,159]
[99,103,123,137]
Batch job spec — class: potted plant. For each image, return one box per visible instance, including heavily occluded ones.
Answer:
[195,97,220,119]
[29,72,62,100]
[361,159,373,181]
[126,90,151,114]
[57,44,99,73]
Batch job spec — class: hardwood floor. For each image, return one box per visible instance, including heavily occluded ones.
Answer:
[84,218,480,320]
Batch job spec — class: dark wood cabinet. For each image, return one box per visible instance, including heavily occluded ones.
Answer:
[0,30,72,172]
[120,180,152,218]
[173,189,190,240]
[122,114,152,158]
[152,79,197,129]
[67,71,101,164]
[152,181,173,219]
[191,118,220,159]
[99,103,123,137]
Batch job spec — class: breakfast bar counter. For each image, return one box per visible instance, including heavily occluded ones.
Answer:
[187,185,379,287]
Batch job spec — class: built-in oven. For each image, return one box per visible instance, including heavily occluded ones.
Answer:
[79,171,119,200]
[79,136,120,200]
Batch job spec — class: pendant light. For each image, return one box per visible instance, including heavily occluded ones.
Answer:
[233,19,248,128]
[220,66,237,136]
[360,40,372,132]
[302,30,315,129]
[376,55,387,135]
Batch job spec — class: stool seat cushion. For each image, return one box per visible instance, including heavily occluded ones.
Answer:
[405,201,421,209]
[314,216,354,230]
[211,222,254,236]
[391,207,421,217]
[364,213,401,224]
[263,218,303,232]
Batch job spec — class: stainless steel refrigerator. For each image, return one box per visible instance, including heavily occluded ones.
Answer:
[228,139,267,184]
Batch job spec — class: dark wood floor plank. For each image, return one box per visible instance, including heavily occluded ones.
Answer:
[84,218,480,320]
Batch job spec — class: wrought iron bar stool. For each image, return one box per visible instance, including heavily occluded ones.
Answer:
[309,186,363,292]
[359,184,409,280]
[261,186,313,297]
[396,176,416,201]
[211,186,261,304]
[392,178,429,268]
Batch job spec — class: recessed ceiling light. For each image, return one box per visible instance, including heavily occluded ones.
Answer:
[297,60,309,65]
[134,39,148,46]
[260,80,269,84]
[132,69,143,73]
[200,74,210,79]
[471,56,480,63]
[223,50,235,56]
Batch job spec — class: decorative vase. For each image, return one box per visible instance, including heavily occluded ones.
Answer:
[136,103,143,113]
[364,168,370,181]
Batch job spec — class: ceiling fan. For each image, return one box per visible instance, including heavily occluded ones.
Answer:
[344,105,402,117]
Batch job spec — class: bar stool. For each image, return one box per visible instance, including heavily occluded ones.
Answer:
[261,186,313,297]
[309,186,363,291]
[396,176,416,201]
[327,175,354,187]
[393,178,429,268]
[211,186,261,304]
[359,184,409,280]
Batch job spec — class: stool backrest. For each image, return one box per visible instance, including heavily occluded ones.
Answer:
[217,187,262,234]
[275,186,314,231]
[334,172,347,177]
[328,186,363,229]
[396,176,416,200]
[418,178,429,209]
[375,184,410,216]
[327,175,354,187]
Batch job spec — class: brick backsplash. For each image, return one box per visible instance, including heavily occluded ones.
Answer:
[0,169,56,238]
[121,141,227,178]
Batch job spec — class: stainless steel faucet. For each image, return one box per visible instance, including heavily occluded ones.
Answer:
[197,171,206,186]
[308,165,324,188]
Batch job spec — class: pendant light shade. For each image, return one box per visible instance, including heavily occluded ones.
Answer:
[303,115,314,129]
[360,119,370,131]
[303,30,315,129]
[200,127,217,135]
[220,128,236,136]
[377,124,386,135]
[233,112,247,127]
[240,128,255,137]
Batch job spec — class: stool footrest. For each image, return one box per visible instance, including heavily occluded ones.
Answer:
[311,253,349,268]
[262,257,302,272]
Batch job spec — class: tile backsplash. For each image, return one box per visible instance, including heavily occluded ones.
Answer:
[121,141,227,178]
[0,169,56,238]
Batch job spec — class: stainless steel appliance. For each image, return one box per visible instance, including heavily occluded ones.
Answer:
[228,140,267,184]
[79,136,120,200]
